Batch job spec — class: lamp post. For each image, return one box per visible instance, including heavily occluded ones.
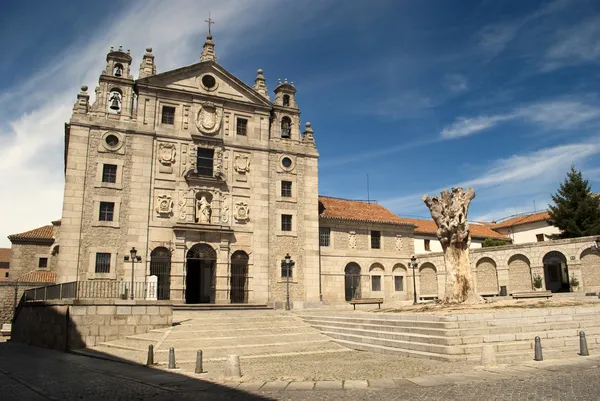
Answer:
[124,247,142,300]
[281,254,295,310]
[592,237,600,251]
[409,255,419,305]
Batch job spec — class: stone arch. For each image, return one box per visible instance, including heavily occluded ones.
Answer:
[542,250,570,292]
[344,262,361,301]
[539,249,568,267]
[581,248,600,287]
[419,262,438,296]
[230,250,249,303]
[392,263,407,273]
[185,243,217,304]
[369,263,384,292]
[476,257,498,294]
[392,263,408,293]
[473,253,500,268]
[369,262,385,272]
[150,247,171,300]
[508,254,532,293]
[577,242,599,260]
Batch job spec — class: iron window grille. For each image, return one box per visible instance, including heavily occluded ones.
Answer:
[196,148,214,177]
[371,275,382,291]
[371,231,381,249]
[281,181,292,197]
[99,202,115,221]
[95,253,111,273]
[161,106,175,125]
[394,276,404,291]
[38,258,48,268]
[237,118,248,136]
[102,164,117,183]
[281,214,293,232]
[281,264,293,278]
[319,227,331,247]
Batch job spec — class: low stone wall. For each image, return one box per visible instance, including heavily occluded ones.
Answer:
[0,281,55,325]
[11,299,172,350]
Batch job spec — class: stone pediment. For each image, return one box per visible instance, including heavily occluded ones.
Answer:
[136,61,272,107]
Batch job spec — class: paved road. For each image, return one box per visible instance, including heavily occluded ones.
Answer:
[2,341,600,400]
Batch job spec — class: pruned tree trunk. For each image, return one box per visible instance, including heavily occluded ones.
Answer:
[422,187,482,304]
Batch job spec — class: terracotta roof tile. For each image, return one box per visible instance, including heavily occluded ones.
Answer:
[0,248,10,263]
[492,211,550,229]
[18,270,56,283]
[8,225,55,243]
[396,217,509,240]
[319,196,415,226]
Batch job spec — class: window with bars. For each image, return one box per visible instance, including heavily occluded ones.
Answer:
[237,118,248,136]
[281,214,292,232]
[395,276,404,291]
[102,164,117,183]
[371,275,382,291]
[99,202,115,221]
[371,231,381,249]
[38,258,48,268]
[424,239,431,251]
[281,181,292,197]
[95,253,111,273]
[196,148,214,177]
[161,106,175,125]
[319,227,331,247]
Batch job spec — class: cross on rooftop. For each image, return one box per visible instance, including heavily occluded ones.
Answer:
[205,13,215,35]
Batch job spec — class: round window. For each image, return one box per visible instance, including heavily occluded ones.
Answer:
[282,157,293,169]
[105,134,120,148]
[202,75,216,89]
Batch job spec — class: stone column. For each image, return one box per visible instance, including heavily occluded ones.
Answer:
[215,239,230,304]
[171,241,186,303]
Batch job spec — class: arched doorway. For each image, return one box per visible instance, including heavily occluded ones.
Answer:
[344,263,361,301]
[543,251,569,292]
[150,247,171,300]
[230,251,249,303]
[186,244,217,304]
[419,263,438,298]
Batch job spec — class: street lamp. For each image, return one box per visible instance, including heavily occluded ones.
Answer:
[592,237,600,251]
[409,255,419,305]
[281,253,295,310]
[124,247,142,300]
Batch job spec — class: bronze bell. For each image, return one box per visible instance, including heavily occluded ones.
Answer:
[109,98,120,110]
[114,68,122,77]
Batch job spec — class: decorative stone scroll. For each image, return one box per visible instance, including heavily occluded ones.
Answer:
[156,194,174,216]
[196,101,223,135]
[213,147,225,180]
[348,231,356,249]
[178,190,188,220]
[221,194,230,223]
[234,201,250,222]
[158,143,176,173]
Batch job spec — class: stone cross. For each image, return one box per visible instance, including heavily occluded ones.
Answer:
[205,13,215,35]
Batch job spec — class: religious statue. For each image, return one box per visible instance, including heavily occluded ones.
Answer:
[196,196,212,224]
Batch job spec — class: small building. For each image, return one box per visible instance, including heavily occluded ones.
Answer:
[7,222,60,283]
[0,248,10,281]
[490,211,560,244]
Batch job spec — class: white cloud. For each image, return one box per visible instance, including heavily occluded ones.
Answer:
[440,113,516,139]
[443,73,469,94]
[543,16,600,71]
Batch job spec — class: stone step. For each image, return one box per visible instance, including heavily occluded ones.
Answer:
[159,326,315,340]
[160,321,310,332]
[306,319,453,336]
[330,338,464,362]
[159,332,328,349]
[173,304,273,311]
[300,315,457,329]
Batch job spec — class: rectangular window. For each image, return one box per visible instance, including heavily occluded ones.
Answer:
[99,202,115,221]
[38,258,48,268]
[319,227,331,247]
[237,118,248,136]
[95,253,111,273]
[395,276,404,292]
[424,239,431,251]
[536,234,545,242]
[371,231,381,249]
[161,106,175,125]
[281,181,292,197]
[372,275,381,291]
[281,214,293,232]
[196,148,214,177]
[281,264,293,278]
[102,164,117,183]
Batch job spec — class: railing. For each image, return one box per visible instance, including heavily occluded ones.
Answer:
[23,280,169,302]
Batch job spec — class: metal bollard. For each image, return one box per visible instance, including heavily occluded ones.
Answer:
[168,347,176,369]
[146,344,154,366]
[580,331,590,356]
[195,349,204,374]
[534,336,543,361]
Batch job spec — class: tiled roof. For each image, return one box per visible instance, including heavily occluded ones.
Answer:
[0,248,10,263]
[8,225,55,244]
[319,196,416,226]
[491,211,551,229]
[396,217,509,240]
[18,270,56,283]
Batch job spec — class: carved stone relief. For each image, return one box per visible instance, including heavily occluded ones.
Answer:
[158,143,176,173]
[156,194,174,216]
[396,235,403,251]
[234,153,250,174]
[180,144,188,176]
[195,101,223,135]
[234,201,250,222]
[178,190,188,221]
[213,147,225,180]
[348,231,357,249]
[221,194,230,224]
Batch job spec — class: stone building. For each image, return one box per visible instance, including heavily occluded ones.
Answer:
[0,248,9,281]
[7,222,59,283]
[490,211,560,244]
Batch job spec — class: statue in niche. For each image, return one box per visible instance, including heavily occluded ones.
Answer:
[196,196,212,224]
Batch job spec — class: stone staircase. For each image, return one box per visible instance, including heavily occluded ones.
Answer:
[85,310,348,369]
[300,305,600,362]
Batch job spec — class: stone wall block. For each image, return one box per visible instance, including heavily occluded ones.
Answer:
[146,306,159,315]
[116,306,132,315]
[96,305,117,315]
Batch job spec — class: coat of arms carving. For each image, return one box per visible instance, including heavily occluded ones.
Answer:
[156,194,174,216]
[234,201,250,222]
[196,101,223,135]
[395,235,403,251]
[158,143,176,173]
[234,153,250,174]
[348,231,357,249]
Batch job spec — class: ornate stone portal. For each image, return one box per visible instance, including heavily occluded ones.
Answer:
[422,187,481,304]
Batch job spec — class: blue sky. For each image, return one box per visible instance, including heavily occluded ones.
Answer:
[1,0,600,247]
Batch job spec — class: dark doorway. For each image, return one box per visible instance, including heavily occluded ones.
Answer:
[230,251,249,303]
[150,247,171,300]
[543,251,569,293]
[344,262,361,301]
[186,244,216,304]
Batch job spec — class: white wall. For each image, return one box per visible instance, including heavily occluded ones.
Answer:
[414,235,484,254]
[495,221,560,245]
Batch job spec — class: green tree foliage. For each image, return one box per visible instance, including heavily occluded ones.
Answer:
[482,238,510,247]
[548,167,600,239]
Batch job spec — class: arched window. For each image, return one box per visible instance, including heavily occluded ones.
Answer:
[113,63,123,77]
[344,262,361,301]
[230,251,249,303]
[108,88,123,114]
[150,247,171,300]
[281,116,291,138]
[283,95,290,107]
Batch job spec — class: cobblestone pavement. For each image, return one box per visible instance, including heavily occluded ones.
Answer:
[3,341,600,400]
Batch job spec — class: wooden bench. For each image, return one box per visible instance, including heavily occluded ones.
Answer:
[350,298,384,310]
[512,291,553,299]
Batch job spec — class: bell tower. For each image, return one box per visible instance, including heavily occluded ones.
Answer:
[271,79,300,141]
[92,46,135,120]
